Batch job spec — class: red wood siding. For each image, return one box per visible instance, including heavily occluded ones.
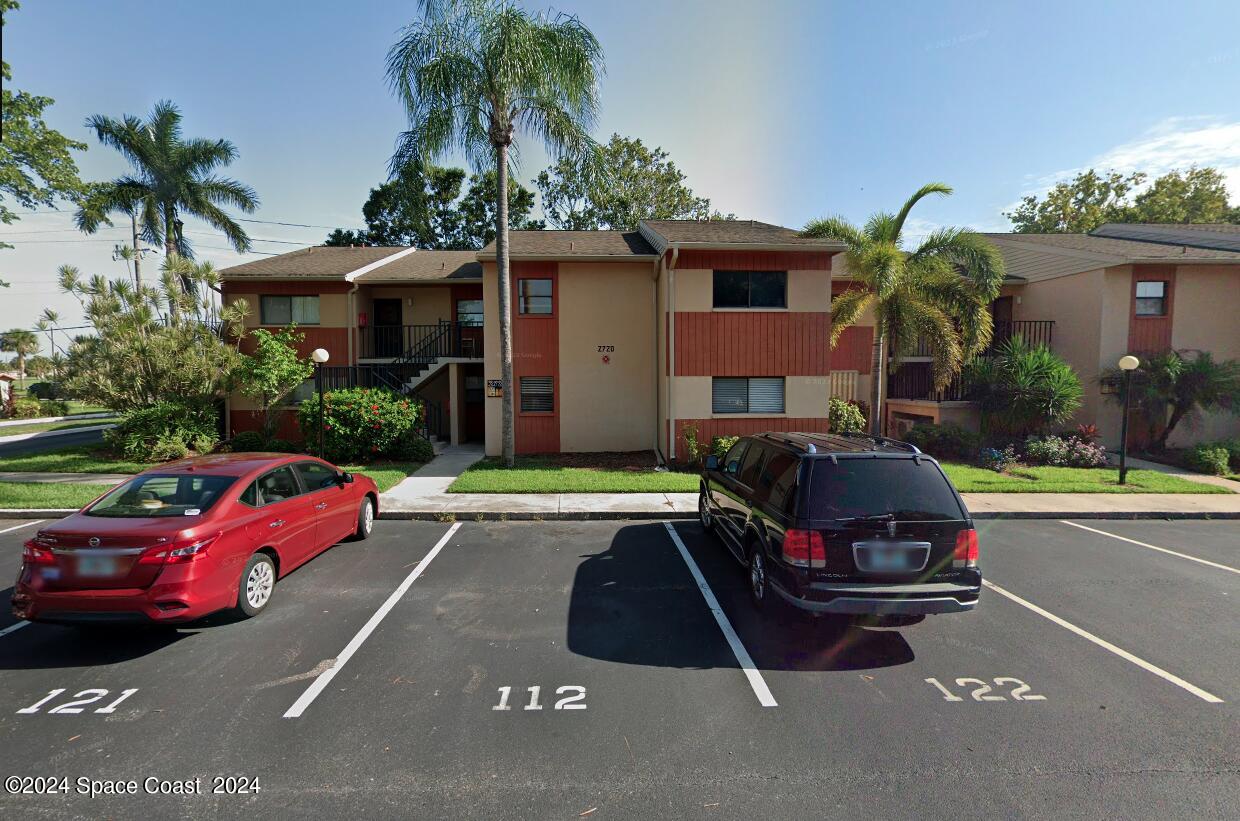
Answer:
[1128,265,1176,353]
[675,250,834,271]
[512,261,559,454]
[229,409,302,441]
[831,325,873,373]
[673,312,831,376]
[675,417,830,456]
[239,327,349,360]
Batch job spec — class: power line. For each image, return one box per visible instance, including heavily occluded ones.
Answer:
[17,209,359,231]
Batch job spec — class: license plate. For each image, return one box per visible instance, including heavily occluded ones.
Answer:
[867,547,907,571]
[77,555,118,577]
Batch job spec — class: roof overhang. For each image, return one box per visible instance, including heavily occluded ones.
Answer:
[987,236,1240,267]
[475,253,658,262]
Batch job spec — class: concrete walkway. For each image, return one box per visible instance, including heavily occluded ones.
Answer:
[0,423,116,445]
[1114,453,1240,493]
[0,412,112,428]
[381,443,485,499]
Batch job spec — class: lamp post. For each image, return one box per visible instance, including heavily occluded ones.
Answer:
[311,348,330,457]
[1117,355,1140,485]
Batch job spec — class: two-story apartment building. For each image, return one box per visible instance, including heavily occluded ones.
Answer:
[220,220,850,461]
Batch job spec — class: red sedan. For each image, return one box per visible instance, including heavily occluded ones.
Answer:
[12,453,378,626]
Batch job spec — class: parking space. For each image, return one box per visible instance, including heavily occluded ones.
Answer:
[0,517,1236,818]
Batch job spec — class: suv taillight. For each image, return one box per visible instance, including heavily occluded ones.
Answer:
[21,540,56,565]
[954,528,979,568]
[784,529,825,568]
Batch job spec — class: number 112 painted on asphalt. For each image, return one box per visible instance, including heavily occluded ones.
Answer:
[493,685,586,711]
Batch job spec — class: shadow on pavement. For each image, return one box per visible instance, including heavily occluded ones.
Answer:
[567,522,914,673]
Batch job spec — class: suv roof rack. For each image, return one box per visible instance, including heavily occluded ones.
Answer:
[755,430,922,456]
[833,432,921,454]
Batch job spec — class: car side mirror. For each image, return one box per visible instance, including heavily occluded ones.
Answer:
[704,455,719,471]
[726,460,740,475]
[339,471,354,485]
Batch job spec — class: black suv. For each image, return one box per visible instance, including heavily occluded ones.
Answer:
[699,432,980,619]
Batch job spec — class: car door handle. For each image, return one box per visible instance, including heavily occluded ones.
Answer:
[268,519,285,528]
[314,502,327,510]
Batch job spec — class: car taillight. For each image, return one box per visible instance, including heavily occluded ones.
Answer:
[21,540,56,565]
[783,529,825,568]
[954,528,979,568]
[139,534,219,566]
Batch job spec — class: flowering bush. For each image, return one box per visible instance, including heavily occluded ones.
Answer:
[1023,435,1108,468]
[977,445,1018,472]
[828,397,867,433]
[298,387,424,463]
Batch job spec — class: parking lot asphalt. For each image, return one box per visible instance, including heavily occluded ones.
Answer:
[0,517,1236,819]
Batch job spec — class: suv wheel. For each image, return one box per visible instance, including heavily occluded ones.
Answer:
[698,488,715,532]
[748,545,769,608]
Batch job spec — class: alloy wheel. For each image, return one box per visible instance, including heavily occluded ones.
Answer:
[246,560,274,609]
[699,493,711,528]
[750,552,765,601]
[361,499,374,534]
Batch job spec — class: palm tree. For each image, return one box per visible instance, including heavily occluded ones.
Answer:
[386,0,603,466]
[803,184,1005,435]
[1,329,40,380]
[75,100,259,262]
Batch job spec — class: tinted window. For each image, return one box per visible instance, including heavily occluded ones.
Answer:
[255,466,302,505]
[518,279,553,314]
[295,461,339,491]
[712,271,750,308]
[807,458,964,521]
[260,295,320,325]
[87,475,236,518]
[712,271,787,308]
[723,440,748,476]
[240,481,259,507]
[738,444,766,487]
[757,451,800,513]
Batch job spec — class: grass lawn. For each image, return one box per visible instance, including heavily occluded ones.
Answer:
[340,462,426,493]
[0,481,113,509]
[0,418,118,439]
[0,445,153,475]
[449,457,698,494]
[941,462,1230,493]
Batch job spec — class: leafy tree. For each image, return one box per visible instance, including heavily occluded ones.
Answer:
[454,170,544,249]
[0,328,39,379]
[75,100,259,260]
[388,0,603,466]
[236,327,314,441]
[536,133,727,230]
[803,183,1006,434]
[0,0,88,251]
[57,256,247,412]
[1101,349,1240,450]
[964,337,1084,437]
[1006,166,1239,233]
[323,229,371,247]
[22,354,53,378]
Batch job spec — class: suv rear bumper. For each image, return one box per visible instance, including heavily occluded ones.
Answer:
[771,579,980,615]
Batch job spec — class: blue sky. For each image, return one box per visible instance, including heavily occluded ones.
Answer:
[3,0,1239,342]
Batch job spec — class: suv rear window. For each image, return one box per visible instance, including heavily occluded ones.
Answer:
[807,458,965,521]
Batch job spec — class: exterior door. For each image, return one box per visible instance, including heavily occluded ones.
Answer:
[463,374,485,442]
[991,296,1014,345]
[294,460,357,548]
[373,298,403,358]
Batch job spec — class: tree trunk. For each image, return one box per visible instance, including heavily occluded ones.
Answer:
[1154,403,1187,451]
[164,203,177,258]
[496,145,516,467]
[868,328,885,435]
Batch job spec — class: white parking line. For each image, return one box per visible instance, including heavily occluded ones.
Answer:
[284,522,462,718]
[0,519,43,536]
[983,579,1223,703]
[0,621,30,638]
[663,523,777,708]
[1058,520,1239,575]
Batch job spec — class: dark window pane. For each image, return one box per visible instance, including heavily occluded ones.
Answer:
[257,466,301,505]
[749,271,787,307]
[757,452,799,511]
[712,378,749,413]
[518,279,553,314]
[738,445,767,487]
[290,296,320,324]
[295,461,338,491]
[807,459,965,521]
[457,299,484,326]
[1135,298,1165,316]
[86,475,237,518]
[723,441,748,476]
[240,482,259,507]
[713,271,750,308]
[520,376,554,412]
[260,296,291,325]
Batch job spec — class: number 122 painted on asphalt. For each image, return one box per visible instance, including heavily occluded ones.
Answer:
[493,686,586,711]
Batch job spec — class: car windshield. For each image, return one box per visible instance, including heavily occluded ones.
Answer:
[807,458,965,521]
[85,474,237,518]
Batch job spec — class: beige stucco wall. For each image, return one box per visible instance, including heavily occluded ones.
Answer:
[671,375,828,419]
[673,269,830,312]
[1169,265,1240,445]
[360,285,453,326]
[224,292,349,328]
[558,262,657,452]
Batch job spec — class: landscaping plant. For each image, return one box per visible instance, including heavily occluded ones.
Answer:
[680,422,704,467]
[1101,349,1240,451]
[1023,434,1109,468]
[977,445,1018,473]
[104,401,219,461]
[297,387,425,463]
[1185,443,1231,477]
[802,183,1006,433]
[903,423,980,461]
[235,327,314,445]
[828,397,867,433]
[965,336,1083,437]
[711,435,739,460]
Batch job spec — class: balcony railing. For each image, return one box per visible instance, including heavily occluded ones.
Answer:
[903,320,1055,359]
[359,321,483,361]
[888,320,1054,401]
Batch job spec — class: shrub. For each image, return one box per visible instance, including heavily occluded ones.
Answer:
[8,397,47,418]
[903,423,980,461]
[392,436,435,463]
[710,435,739,460]
[298,388,423,463]
[105,402,219,462]
[1216,438,1240,472]
[828,397,867,433]
[229,430,267,452]
[266,438,299,454]
[681,422,704,466]
[40,399,70,416]
[1185,444,1230,476]
[26,382,60,400]
[965,337,1083,436]
[1023,434,1109,468]
[977,445,1018,472]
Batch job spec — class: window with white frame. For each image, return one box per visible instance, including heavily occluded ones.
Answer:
[712,377,785,414]
[1134,281,1167,316]
[260,295,320,325]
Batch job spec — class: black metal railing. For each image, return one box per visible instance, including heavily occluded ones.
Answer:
[359,321,483,360]
[886,364,968,401]
[902,320,1054,359]
[416,396,445,441]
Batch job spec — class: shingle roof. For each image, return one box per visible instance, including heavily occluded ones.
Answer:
[220,246,407,279]
[478,230,656,258]
[984,232,1240,261]
[1090,222,1240,252]
[638,219,845,253]
[355,250,481,282]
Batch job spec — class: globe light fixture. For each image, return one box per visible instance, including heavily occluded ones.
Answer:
[1117,355,1140,484]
